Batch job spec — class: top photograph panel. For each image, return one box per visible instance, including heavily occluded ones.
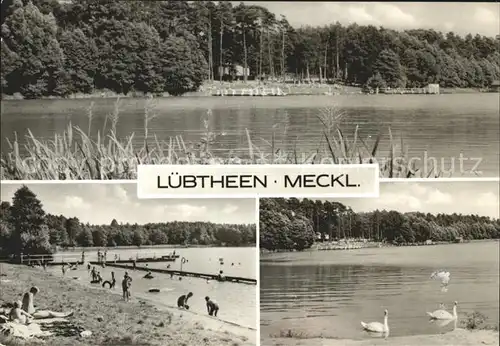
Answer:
[1,1,499,180]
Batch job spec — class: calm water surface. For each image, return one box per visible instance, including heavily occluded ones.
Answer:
[260,242,499,341]
[1,94,498,177]
[51,247,257,329]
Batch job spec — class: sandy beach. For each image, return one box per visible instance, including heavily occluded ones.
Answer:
[267,329,499,346]
[0,263,256,345]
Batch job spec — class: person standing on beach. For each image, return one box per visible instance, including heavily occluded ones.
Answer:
[177,292,193,309]
[122,272,132,301]
[62,264,66,276]
[81,250,85,264]
[205,296,219,317]
[110,271,116,288]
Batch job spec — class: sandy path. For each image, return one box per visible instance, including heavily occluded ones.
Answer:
[265,329,499,346]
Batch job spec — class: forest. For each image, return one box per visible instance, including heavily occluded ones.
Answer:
[260,198,500,251]
[0,186,256,257]
[1,0,499,98]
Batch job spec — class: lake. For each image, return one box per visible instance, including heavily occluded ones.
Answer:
[260,241,499,342]
[50,246,257,329]
[1,93,499,177]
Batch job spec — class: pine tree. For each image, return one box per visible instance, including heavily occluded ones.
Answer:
[8,185,51,256]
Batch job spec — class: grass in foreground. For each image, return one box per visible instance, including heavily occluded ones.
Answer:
[0,97,446,180]
[0,264,250,346]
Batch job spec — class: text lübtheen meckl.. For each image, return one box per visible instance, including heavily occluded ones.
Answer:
[156,173,359,189]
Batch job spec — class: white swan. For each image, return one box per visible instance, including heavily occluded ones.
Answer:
[361,309,389,333]
[426,301,458,320]
[431,270,451,286]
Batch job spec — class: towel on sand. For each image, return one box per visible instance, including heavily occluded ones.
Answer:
[1,318,89,339]
[0,321,52,339]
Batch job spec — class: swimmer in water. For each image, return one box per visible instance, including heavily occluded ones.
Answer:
[217,270,225,282]
[205,296,219,317]
[177,292,193,309]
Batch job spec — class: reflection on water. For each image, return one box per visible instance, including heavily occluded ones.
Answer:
[2,93,499,176]
[260,242,499,340]
[52,247,257,328]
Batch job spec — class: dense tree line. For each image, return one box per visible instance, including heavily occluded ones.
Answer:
[1,0,499,99]
[0,186,256,257]
[260,198,500,251]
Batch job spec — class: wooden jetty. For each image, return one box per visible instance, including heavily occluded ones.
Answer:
[212,87,287,97]
[18,254,179,266]
[107,263,257,285]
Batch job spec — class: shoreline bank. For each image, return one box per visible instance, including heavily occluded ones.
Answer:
[266,329,499,346]
[0,264,256,346]
[1,83,489,101]
[261,239,499,255]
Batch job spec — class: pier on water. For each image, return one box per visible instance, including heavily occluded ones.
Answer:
[107,263,257,285]
[17,252,180,266]
[212,86,287,97]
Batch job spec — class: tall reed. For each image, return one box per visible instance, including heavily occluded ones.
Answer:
[0,98,444,180]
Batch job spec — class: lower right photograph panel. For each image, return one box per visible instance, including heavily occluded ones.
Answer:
[259,180,500,346]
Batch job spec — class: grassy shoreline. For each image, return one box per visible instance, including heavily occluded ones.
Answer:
[265,328,499,346]
[0,264,255,346]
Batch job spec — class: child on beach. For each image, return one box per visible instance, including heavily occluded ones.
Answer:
[9,301,33,324]
[205,296,219,317]
[177,292,193,310]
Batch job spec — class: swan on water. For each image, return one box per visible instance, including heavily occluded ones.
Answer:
[426,301,458,320]
[430,270,451,286]
[361,309,389,333]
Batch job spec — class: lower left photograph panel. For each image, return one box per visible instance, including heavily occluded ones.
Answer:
[0,182,258,346]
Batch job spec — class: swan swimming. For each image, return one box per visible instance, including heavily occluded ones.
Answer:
[430,270,451,286]
[426,301,458,320]
[361,309,389,333]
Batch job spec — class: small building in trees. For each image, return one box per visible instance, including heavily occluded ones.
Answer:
[217,65,251,81]
[489,80,500,92]
[426,84,440,94]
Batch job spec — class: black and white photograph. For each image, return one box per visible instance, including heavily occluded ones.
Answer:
[259,180,500,346]
[0,183,258,345]
[1,1,499,179]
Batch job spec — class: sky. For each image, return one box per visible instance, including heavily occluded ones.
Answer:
[323,180,500,219]
[0,183,256,225]
[245,1,500,37]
